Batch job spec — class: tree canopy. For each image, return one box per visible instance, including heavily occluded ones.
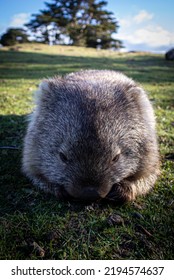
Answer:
[0,28,29,46]
[26,0,123,49]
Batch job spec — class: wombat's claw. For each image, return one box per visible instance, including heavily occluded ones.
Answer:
[105,184,132,204]
[105,189,121,201]
[53,186,71,200]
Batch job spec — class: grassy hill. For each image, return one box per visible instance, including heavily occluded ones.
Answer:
[0,43,174,259]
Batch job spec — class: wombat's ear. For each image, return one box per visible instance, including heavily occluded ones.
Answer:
[38,79,51,94]
[35,79,52,103]
[35,76,63,103]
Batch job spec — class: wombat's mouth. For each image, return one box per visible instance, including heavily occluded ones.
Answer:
[59,184,126,204]
[60,188,102,203]
[56,184,104,203]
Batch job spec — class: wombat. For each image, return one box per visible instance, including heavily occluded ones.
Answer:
[22,70,160,203]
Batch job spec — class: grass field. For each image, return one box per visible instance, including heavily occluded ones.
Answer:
[0,43,174,260]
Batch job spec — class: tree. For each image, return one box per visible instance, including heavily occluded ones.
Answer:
[0,28,29,46]
[26,0,123,49]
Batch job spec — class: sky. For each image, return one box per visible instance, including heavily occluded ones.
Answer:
[0,0,174,52]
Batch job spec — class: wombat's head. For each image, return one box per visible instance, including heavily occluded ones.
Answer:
[25,71,155,202]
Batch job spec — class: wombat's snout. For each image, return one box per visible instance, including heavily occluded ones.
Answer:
[79,188,101,201]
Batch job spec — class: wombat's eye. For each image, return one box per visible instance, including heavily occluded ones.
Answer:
[59,152,68,163]
[125,149,133,157]
[112,154,120,162]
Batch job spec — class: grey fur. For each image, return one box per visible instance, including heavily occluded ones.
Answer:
[22,70,160,202]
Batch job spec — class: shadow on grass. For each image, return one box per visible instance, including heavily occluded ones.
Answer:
[0,114,94,216]
[0,114,27,215]
[0,50,174,83]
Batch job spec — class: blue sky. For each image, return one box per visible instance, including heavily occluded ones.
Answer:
[0,0,174,52]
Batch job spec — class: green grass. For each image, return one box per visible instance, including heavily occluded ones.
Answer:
[0,43,174,260]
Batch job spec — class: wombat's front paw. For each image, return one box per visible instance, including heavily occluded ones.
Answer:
[105,181,135,203]
[52,185,72,200]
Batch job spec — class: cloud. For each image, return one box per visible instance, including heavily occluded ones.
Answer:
[133,10,154,24]
[116,9,174,51]
[9,13,30,27]
[119,9,153,28]
[119,18,131,28]
[133,26,174,47]
[119,25,174,48]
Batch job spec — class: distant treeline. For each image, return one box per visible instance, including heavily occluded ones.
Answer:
[0,0,123,49]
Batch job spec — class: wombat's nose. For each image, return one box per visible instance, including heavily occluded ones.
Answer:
[80,188,101,201]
